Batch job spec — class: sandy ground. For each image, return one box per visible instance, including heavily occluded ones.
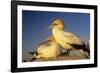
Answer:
[23,50,90,62]
[29,55,89,62]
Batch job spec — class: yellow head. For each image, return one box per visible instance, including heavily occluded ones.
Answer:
[48,19,65,30]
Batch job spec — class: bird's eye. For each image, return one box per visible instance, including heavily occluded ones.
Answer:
[47,40,52,42]
[53,23,58,25]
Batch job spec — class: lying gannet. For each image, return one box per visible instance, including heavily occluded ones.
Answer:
[48,19,90,58]
[33,36,61,59]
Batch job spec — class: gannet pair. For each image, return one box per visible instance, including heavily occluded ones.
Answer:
[48,19,90,58]
[32,19,89,60]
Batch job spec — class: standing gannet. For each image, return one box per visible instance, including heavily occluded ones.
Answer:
[87,33,90,49]
[33,36,61,59]
[48,19,90,58]
[87,33,90,56]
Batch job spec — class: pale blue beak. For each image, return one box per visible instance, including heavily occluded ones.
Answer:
[47,24,53,30]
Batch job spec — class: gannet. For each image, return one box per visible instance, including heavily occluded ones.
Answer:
[87,33,90,56]
[87,33,90,49]
[48,19,90,58]
[33,36,61,59]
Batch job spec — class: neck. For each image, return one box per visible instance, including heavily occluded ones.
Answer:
[52,27,63,38]
[52,27,63,32]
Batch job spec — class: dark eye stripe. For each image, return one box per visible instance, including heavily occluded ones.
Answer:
[54,23,58,25]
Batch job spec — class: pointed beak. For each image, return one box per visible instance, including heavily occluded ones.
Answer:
[47,24,53,30]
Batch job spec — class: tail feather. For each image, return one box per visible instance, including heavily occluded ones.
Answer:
[79,49,90,59]
[29,52,38,61]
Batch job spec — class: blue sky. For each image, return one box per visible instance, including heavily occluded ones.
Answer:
[22,10,90,52]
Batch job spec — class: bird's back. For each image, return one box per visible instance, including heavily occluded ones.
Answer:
[63,32,83,45]
[36,39,61,59]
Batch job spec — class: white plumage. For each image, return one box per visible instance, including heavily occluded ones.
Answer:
[48,19,89,58]
[34,36,61,59]
[87,33,90,49]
